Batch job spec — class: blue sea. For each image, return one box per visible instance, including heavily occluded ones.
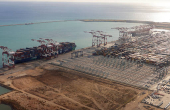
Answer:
[0,2,170,68]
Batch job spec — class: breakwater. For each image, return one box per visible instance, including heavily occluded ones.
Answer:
[0,20,68,27]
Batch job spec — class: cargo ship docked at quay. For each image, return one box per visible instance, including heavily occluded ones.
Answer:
[0,38,76,69]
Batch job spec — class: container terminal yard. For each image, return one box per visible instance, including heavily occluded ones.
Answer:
[1,23,170,109]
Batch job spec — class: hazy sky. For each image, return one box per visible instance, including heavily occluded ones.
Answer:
[1,0,170,6]
[0,0,169,3]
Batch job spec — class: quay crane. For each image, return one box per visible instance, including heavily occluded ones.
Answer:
[85,30,112,47]
[85,31,100,47]
[99,31,112,46]
[0,46,15,69]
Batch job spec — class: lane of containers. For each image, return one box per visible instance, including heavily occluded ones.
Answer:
[59,47,155,87]
[60,55,156,87]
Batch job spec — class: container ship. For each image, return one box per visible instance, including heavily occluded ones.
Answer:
[0,38,76,69]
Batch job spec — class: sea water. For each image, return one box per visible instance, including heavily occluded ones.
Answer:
[0,104,12,110]
[0,86,11,95]
[0,86,11,109]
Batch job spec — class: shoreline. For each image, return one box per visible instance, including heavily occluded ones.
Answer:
[0,20,70,27]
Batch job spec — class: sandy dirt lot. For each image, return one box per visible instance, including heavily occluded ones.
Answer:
[0,64,158,110]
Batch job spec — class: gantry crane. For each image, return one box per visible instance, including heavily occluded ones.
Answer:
[85,30,112,47]
[0,46,15,69]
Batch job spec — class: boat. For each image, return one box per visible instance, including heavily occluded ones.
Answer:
[14,42,76,64]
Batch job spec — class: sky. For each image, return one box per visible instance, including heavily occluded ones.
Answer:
[0,0,170,6]
[0,0,169,3]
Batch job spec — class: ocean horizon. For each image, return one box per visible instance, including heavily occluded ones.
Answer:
[0,2,170,25]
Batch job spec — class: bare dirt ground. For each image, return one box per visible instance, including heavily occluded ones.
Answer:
[0,64,160,110]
